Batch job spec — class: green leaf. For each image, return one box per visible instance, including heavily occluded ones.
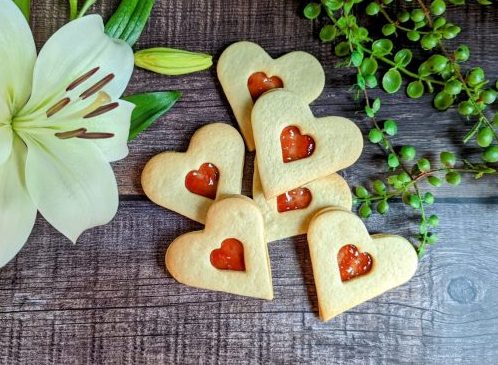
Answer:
[303,3,321,19]
[383,119,398,136]
[433,91,454,110]
[351,50,364,67]
[14,0,31,19]
[382,68,402,94]
[394,49,412,67]
[343,0,354,14]
[407,80,424,98]
[368,128,383,143]
[360,57,378,76]
[430,0,446,16]
[355,186,369,198]
[440,151,456,167]
[335,42,351,57]
[357,73,366,90]
[387,153,400,168]
[372,98,381,113]
[322,0,344,11]
[365,75,378,88]
[319,25,337,42]
[372,39,393,56]
[124,91,181,141]
[382,24,396,36]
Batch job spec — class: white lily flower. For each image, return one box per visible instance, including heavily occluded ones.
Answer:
[0,0,135,267]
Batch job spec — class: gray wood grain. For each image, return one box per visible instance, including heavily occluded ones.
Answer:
[1,202,497,364]
[1,0,498,364]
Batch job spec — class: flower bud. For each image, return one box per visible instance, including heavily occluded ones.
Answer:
[134,48,213,76]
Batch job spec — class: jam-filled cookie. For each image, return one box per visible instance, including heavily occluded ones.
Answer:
[142,123,245,223]
[252,90,363,198]
[165,196,273,300]
[217,41,325,150]
[253,161,352,242]
[307,208,418,321]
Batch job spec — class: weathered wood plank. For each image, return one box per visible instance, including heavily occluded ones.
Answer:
[3,1,498,364]
[1,201,497,364]
[29,0,498,198]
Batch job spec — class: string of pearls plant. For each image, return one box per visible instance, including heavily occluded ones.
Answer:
[304,0,497,256]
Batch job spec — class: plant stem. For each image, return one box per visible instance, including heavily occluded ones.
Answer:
[416,0,433,27]
[377,4,429,34]
[77,0,98,18]
[362,48,445,86]
[68,0,78,20]
[415,4,498,143]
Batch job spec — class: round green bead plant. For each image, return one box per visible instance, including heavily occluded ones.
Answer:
[304,0,497,257]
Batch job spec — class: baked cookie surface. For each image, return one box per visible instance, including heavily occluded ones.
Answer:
[141,123,245,223]
[165,196,273,300]
[217,41,325,150]
[253,162,352,242]
[252,90,363,198]
[307,208,418,321]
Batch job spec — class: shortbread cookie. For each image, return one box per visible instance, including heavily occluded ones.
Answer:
[142,123,244,223]
[217,41,325,150]
[252,90,363,198]
[165,196,273,300]
[253,162,352,242]
[307,208,418,321]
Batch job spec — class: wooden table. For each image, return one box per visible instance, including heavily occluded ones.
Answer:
[1,1,497,364]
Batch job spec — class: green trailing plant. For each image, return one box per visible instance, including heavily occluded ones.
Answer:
[303,0,497,256]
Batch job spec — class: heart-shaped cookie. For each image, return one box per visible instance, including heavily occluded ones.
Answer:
[307,208,418,321]
[252,90,363,198]
[253,161,352,242]
[217,41,325,150]
[142,123,245,223]
[165,196,273,300]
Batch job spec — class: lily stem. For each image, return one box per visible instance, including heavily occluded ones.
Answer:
[77,0,98,18]
[68,0,78,20]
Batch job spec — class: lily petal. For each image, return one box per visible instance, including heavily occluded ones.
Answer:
[22,131,119,243]
[0,136,37,268]
[19,15,134,117]
[78,99,134,162]
[45,98,134,162]
[0,0,36,123]
[0,125,13,165]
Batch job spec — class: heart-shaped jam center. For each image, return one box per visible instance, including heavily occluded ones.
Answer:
[247,72,284,102]
[280,126,315,163]
[337,244,373,282]
[277,187,312,213]
[210,238,246,271]
[185,162,219,200]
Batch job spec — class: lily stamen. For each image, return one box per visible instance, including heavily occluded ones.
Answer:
[55,128,87,139]
[83,102,119,118]
[66,67,100,91]
[46,97,71,118]
[80,73,115,100]
[77,132,115,139]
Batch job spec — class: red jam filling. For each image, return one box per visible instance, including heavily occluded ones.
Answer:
[185,162,219,200]
[210,238,246,271]
[280,126,315,163]
[247,72,284,102]
[276,187,312,213]
[337,244,373,282]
